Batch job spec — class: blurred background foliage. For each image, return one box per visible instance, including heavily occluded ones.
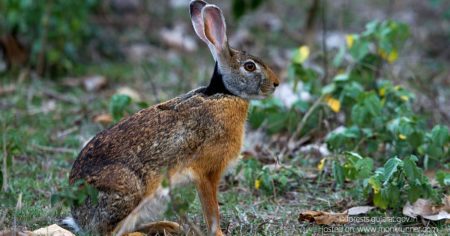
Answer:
[0,0,449,233]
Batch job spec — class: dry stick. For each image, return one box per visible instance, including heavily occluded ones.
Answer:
[320,0,328,82]
[280,95,325,158]
[279,1,329,159]
[2,121,8,192]
[36,1,52,76]
[142,64,162,104]
[43,89,78,104]
[304,0,320,46]
[0,209,7,228]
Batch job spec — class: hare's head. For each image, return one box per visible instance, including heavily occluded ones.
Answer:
[190,0,279,99]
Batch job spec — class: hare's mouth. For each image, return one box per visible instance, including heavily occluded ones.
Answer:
[256,87,276,99]
[260,84,276,96]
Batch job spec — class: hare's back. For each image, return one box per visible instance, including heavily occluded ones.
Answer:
[69,91,236,186]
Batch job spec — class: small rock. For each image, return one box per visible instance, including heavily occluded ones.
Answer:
[116,86,142,102]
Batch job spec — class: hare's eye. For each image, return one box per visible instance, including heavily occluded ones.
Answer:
[244,61,256,72]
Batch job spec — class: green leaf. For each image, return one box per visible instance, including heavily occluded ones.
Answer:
[407,184,422,203]
[325,126,361,151]
[386,184,401,208]
[333,45,346,66]
[349,39,370,61]
[342,82,364,100]
[321,83,336,95]
[364,92,382,116]
[355,158,374,179]
[403,158,423,185]
[431,125,449,146]
[333,74,350,82]
[436,171,450,187]
[109,94,132,122]
[278,175,288,187]
[373,188,389,209]
[368,175,382,193]
[351,104,367,125]
[382,157,402,185]
[345,151,364,160]
[333,161,345,187]
[403,156,422,185]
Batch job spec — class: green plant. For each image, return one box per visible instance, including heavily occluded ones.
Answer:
[333,153,436,209]
[231,0,265,20]
[248,20,449,210]
[109,94,132,123]
[51,179,98,207]
[237,158,301,196]
[0,0,98,74]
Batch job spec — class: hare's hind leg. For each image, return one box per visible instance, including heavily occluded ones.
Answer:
[113,185,182,236]
[135,221,182,235]
[71,168,144,234]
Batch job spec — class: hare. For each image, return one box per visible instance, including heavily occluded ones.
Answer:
[66,1,279,235]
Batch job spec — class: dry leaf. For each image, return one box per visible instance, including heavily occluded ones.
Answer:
[0,84,16,96]
[403,197,450,221]
[93,114,113,125]
[63,75,107,91]
[0,230,29,236]
[299,210,348,225]
[82,75,107,91]
[299,206,376,225]
[160,26,197,52]
[31,224,75,236]
[347,206,375,216]
[422,211,450,221]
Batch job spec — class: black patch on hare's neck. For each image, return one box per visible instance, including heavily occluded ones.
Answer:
[203,62,234,96]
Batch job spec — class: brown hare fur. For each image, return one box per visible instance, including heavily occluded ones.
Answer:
[66,1,279,235]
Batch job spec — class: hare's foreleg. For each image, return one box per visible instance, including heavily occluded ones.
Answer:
[194,170,223,236]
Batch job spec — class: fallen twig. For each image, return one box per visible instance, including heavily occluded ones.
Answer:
[280,95,325,159]
[2,121,8,192]
[55,127,79,139]
[31,144,77,154]
[43,90,78,104]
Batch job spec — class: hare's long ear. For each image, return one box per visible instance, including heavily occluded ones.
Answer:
[190,0,208,44]
[202,5,230,59]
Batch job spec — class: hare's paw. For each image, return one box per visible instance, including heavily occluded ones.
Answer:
[137,221,183,235]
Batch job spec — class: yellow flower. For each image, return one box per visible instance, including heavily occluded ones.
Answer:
[379,49,399,63]
[293,45,310,64]
[399,134,407,140]
[373,185,380,194]
[400,95,409,102]
[324,96,341,113]
[379,87,386,97]
[317,158,326,171]
[345,34,354,48]
[254,179,261,190]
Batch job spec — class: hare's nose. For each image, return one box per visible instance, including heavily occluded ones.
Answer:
[273,82,279,87]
